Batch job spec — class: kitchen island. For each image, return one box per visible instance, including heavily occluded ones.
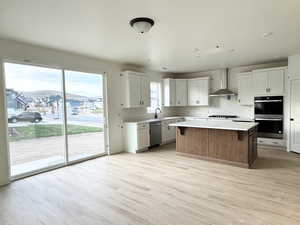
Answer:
[170,120,258,168]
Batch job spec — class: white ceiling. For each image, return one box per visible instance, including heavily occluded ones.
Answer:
[0,0,299,73]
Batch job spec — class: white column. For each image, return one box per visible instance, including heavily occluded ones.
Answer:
[0,62,10,185]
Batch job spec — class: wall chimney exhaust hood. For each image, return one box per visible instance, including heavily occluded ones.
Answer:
[209,68,237,97]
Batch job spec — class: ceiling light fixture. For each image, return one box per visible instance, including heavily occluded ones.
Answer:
[130,17,154,34]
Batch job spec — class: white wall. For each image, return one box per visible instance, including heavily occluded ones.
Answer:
[172,61,288,118]
[0,39,162,185]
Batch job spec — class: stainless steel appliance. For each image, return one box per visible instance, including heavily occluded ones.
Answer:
[209,68,237,97]
[149,121,161,147]
[254,96,283,139]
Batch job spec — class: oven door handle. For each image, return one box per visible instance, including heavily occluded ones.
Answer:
[255,118,283,121]
[254,100,283,103]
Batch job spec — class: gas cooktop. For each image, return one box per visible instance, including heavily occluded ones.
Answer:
[208,115,238,119]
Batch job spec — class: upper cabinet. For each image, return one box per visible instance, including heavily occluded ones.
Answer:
[188,77,210,106]
[175,79,188,106]
[238,72,254,105]
[122,71,150,108]
[252,67,286,96]
[140,76,151,107]
[163,78,176,106]
[163,77,209,107]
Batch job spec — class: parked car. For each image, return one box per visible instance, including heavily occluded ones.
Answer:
[8,115,18,123]
[14,112,43,123]
[71,108,80,115]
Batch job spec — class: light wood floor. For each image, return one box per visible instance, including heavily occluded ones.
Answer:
[1,144,300,225]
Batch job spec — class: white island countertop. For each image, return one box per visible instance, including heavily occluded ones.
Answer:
[170,120,258,131]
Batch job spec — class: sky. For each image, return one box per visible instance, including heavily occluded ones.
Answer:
[4,62,103,98]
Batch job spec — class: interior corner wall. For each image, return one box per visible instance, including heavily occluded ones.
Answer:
[0,39,127,185]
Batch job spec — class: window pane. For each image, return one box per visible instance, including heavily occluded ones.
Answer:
[149,82,161,112]
[4,62,65,177]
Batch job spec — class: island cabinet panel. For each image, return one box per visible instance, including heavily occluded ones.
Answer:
[208,129,249,164]
[176,127,258,168]
[176,128,209,156]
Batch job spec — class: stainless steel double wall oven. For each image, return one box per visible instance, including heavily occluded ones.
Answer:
[254,96,283,139]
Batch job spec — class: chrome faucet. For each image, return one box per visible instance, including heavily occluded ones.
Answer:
[154,107,162,119]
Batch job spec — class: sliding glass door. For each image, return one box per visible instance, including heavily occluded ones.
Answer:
[3,62,107,178]
[65,70,106,162]
[4,62,65,176]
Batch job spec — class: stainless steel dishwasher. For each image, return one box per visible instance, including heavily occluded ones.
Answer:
[149,121,162,147]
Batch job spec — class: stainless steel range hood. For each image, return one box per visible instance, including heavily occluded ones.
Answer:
[209,68,237,97]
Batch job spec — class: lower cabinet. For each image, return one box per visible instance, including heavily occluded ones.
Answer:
[124,118,185,153]
[161,119,184,144]
[124,123,150,153]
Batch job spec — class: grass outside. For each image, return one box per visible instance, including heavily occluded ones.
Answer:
[9,124,103,142]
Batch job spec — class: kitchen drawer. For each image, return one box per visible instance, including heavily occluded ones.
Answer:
[257,138,286,147]
[138,123,149,130]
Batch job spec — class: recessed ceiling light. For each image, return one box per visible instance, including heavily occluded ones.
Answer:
[129,17,154,34]
[262,32,273,38]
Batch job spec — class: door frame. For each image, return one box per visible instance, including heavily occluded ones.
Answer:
[63,69,109,163]
[1,59,109,181]
[288,78,300,153]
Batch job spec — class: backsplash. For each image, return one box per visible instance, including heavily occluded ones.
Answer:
[173,97,254,119]
[122,107,176,122]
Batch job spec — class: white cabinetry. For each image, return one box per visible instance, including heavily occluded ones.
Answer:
[124,123,150,153]
[175,79,188,106]
[252,68,285,96]
[163,78,176,106]
[268,69,285,94]
[238,72,254,105]
[164,77,209,107]
[123,71,150,108]
[188,77,209,106]
[140,76,151,107]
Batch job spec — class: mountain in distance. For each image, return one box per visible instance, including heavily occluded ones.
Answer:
[21,90,100,100]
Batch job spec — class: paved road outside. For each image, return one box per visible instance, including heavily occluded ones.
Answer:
[9,132,105,166]
[8,112,104,128]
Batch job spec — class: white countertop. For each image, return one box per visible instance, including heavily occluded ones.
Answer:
[124,117,183,124]
[169,120,258,131]
[123,116,254,125]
